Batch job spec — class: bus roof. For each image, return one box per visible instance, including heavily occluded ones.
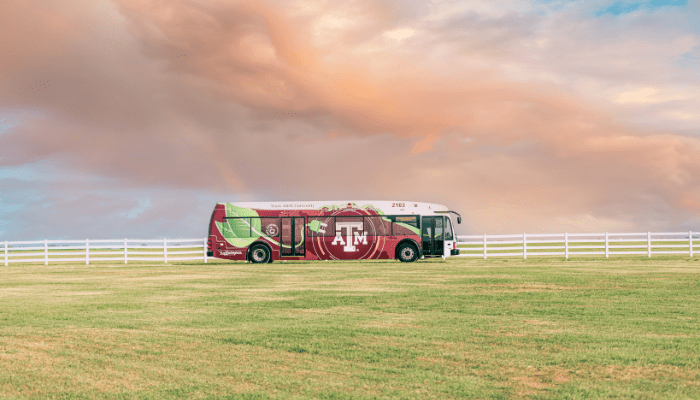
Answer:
[217,201,451,215]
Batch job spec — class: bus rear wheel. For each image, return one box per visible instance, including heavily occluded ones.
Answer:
[250,244,271,264]
[397,243,418,263]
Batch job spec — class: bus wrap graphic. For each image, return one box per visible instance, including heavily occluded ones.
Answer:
[207,201,460,262]
[308,207,385,260]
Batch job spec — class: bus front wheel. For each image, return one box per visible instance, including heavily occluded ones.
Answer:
[250,244,271,264]
[397,243,418,263]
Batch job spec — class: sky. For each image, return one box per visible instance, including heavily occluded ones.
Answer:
[1,0,699,240]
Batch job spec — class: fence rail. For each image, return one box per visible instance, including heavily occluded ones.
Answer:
[3,231,698,265]
[2,238,207,266]
[456,231,699,259]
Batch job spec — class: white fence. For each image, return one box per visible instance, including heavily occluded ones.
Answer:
[457,232,699,259]
[2,238,207,266]
[3,232,699,265]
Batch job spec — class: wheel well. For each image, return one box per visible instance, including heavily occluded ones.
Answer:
[395,239,421,259]
[247,241,272,262]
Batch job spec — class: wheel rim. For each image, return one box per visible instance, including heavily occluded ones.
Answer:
[253,249,266,262]
[402,247,414,260]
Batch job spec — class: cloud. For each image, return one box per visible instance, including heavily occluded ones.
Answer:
[615,87,675,104]
[1,0,699,238]
[0,166,226,240]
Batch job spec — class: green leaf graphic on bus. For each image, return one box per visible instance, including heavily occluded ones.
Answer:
[216,204,262,248]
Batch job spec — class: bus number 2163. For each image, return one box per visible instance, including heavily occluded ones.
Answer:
[392,202,406,208]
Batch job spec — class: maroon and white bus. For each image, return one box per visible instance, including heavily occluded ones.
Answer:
[207,201,461,263]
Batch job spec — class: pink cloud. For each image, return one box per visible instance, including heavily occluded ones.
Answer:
[1,0,699,235]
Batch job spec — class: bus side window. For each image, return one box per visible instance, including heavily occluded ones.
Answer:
[324,217,335,236]
[307,216,336,237]
[260,217,279,237]
[336,216,363,231]
[434,217,444,240]
[365,216,390,236]
[226,217,252,238]
[390,215,418,236]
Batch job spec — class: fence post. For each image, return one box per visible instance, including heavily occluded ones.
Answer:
[4,241,8,267]
[647,232,651,258]
[203,238,208,263]
[523,233,527,259]
[164,238,168,263]
[86,239,90,265]
[124,238,128,264]
[483,234,487,259]
[45,239,49,265]
[690,231,693,258]
[605,232,609,259]
[565,233,569,259]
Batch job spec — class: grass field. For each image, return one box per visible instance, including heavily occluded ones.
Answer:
[1,257,699,399]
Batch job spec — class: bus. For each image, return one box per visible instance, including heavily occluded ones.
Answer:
[207,201,461,263]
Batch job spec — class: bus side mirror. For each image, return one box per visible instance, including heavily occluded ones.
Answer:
[457,216,461,224]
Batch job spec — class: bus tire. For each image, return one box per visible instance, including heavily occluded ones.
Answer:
[397,242,419,263]
[250,244,271,264]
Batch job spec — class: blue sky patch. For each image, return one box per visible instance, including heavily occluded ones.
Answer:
[0,117,17,136]
[0,199,26,213]
[597,1,642,16]
[123,199,153,219]
[0,166,44,181]
[649,0,687,6]
[595,0,687,16]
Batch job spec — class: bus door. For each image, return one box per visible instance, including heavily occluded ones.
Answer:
[444,216,456,256]
[421,216,445,257]
[280,216,306,257]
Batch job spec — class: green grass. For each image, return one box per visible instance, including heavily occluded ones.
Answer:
[1,257,699,399]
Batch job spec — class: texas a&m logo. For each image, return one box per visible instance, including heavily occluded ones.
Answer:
[331,221,368,252]
[309,207,385,260]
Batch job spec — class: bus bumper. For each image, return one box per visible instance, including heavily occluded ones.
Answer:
[450,249,460,256]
